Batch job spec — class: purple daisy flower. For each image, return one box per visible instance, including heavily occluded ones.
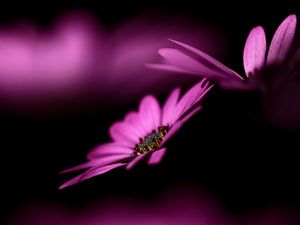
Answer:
[60,79,212,189]
[148,14,297,90]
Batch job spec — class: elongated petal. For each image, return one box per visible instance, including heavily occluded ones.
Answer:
[59,163,124,189]
[267,14,297,65]
[180,105,202,123]
[87,143,133,160]
[159,48,219,75]
[163,106,203,148]
[218,79,254,90]
[126,153,148,170]
[148,148,166,165]
[161,105,202,146]
[138,95,161,132]
[161,121,183,146]
[162,87,181,125]
[169,39,244,80]
[146,63,199,75]
[62,154,131,173]
[175,79,211,120]
[194,81,214,104]
[243,26,267,77]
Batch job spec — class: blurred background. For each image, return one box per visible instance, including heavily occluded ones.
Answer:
[1,0,300,224]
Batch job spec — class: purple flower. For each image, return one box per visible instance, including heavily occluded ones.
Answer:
[60,79,212,189]
[148,14,297,90]
[0,12,220,114]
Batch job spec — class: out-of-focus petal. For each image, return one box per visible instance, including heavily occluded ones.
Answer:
[267,14,297,65]
[148,148,166,165]
[126,153,148,170]
[158,48,223,77]
[61,154,131,173]
[138,95,161,132]
[87,143,133,160]
[180,105,202,123]
[146,63,200,75]
[169,39,244,80]
[175,79,211,120]
[161,105,202,146]
[243,26,267,77]
[59,163,124,189]
[161,121,184,146]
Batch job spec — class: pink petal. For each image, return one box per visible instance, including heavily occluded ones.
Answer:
[59,163,124,189]
[161,121,183,146]
[158,48,224,77]
[138,95,161,133]
[62,153,131,173]
[126,153,148,170]
[194,81,214,103]
[87,143,133,160]
[175,79,211,120]
[169,39,244,80]
[181,105,202,123]
[161,105,202,146]
[162,87,181,125]
[124,111,148,138]
[218,79,254,90]
[109,121,141,146]
[267,14,297,65]
[243,26,267,77]
[146,63,199,75]
[148,148,166,165]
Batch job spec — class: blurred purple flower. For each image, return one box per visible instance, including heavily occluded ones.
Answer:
[0,13,100,100]
[98,13,224,102]
[149,14,297,90]
[60,79,212,188]
[0,12,222,114]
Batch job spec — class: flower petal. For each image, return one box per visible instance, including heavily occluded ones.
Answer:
[124,111,148,138]
[243,26,267,77]
[109,121,140,146]
[62,154,132,173]
[87,143,133,160]
[158,48,225,78]
[148,148,166,165]
[146,63,200,75]
[162,87,181,125]
[161,105,202,146]
[169,39,244,80]
[59,163,124,189]
[126,153,148,170]
[138,95,161,132]
[161,121,183,146]
[180,105,202,123]
[175,79,211,120]
[267,14,297,65]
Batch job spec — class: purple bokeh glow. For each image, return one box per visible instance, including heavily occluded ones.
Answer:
[5,188,299,225]
[0,12,224,114]
[0,14,100,100]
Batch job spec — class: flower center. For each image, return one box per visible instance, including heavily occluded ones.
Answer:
[134,125,171,155]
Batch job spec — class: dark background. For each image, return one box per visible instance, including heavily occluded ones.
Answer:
[1,0,300,223]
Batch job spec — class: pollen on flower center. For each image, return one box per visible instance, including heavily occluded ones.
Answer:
[134,125,170,155]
